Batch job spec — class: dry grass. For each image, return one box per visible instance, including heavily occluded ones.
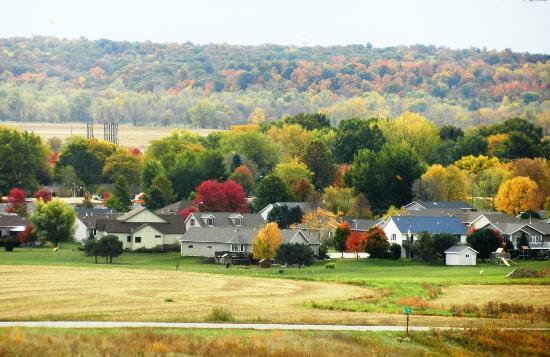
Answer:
[2,122,221,148]
[434,285,550,308]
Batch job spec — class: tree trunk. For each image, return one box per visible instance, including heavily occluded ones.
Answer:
[105,256,108,263]
[110,256,113,264]
[341,251,343,258]
[94,256,97,264]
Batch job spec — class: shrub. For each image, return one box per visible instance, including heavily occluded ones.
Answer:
[164,298,174,303]
[207,307,234,322]
[325,263,335,269]
[318,244,329,259]
[134,246,167,253]
[276,243,315,267]
[396,296,432,309]
[467,228,502,261]
[389,243,401,260]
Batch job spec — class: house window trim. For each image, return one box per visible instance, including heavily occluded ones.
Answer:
[189,218,196,227]
[126,236,131,243]
[134,236,141,244]
[207,217,214,227]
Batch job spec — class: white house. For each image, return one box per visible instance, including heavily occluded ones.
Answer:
[95,206,186,250]
[403,201,473,212]
[258,202,314,221]
[444,245,478,265]
[74,208,121,242]
[382,216,468,257]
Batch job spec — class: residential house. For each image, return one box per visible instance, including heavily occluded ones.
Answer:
[95,206,186,250]
[341,216,381,232]
[184,211,266,230]
[154,200,192,215]
[382,216,468,257]
[258,202,314,221]
[74,208,121,242]
[180,227,321,258]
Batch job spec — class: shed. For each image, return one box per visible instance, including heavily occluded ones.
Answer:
[259,259,271,269]
[444,245,478,266]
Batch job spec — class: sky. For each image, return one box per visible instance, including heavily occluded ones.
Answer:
[1,0,549,53]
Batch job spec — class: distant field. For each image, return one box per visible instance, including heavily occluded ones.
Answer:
[1,122,221,148]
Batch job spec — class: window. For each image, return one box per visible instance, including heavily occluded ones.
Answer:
[207,245,212,249]
[188,245,193,248]
[135,237,141,243]
[235,218,242,226]
[391,234,396,241]
[190,218,196,227]
[155,234,161,238]
[529,235,541,243]
[207,217,214,226]
[240,244,245,252]
[93,229,97,235]
[126,236,131,243]
[466,254,470,258]
[231,244,239,252]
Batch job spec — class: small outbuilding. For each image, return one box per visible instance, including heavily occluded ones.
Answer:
[444,245,478,266]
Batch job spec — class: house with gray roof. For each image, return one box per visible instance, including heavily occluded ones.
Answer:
[184,211,266,230]
[95,206,186,250]
[180,227,320,258]
[258,202,314,221]
[0,214,29,237]
[382,215,468,258]
[403,201,473,212]
[342,216,381,232]
[75,208,121,242]
[154,200,193,215]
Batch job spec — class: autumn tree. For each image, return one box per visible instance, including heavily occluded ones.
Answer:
[252,222,282,260]
[103,148,143,185]
[303,140,337,190]
[273,159,314,200]
[495,176,542,215]
[193,179,248,213]
[144,174,176,210]
[298,208,338,245]
[333,221,351,258]
[322,186,355,215]
[346,231,365,260]
[229,165,254,194]
[509,158,549,199]
[33,188,52,203]
[267,124,312,159]
[333,118,386,163]
[363,226,390,259]
[6,188,28,217]
[284,112,330,131]
[346,194,374,219]
[417,164,467,201]
[30,198,76,247]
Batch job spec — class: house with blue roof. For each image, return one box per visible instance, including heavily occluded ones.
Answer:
[382,216,468,258]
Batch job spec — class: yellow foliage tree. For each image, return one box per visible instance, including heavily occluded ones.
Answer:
[295,208,338,244]
[248,107,265,124]
[419,164,467,201]
[454,155,500,175]
[379,112,440,160]
[494,176,542,215]
[322,186,355,215]
[267,124,312,159]
[487,133,509,157]
[252,222,282,260]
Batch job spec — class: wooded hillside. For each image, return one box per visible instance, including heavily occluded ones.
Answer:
[0,37,548,128]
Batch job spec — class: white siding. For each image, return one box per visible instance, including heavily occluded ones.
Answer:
[125,210,166,223]
[181,242,228,257]
[74,219,88,242]
[382,219,408,257]
[131,225,164,249]
[445,250,477,265]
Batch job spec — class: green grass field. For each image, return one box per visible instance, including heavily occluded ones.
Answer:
[1,243,549,321]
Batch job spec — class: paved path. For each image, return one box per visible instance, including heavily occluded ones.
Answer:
[327,252,370,259]
[0,321,548,332]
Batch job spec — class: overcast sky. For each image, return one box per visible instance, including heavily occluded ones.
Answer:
[1,0,549,53]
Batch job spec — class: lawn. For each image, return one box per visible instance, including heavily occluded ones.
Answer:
[1,243,549,324]
[0,327,548,356]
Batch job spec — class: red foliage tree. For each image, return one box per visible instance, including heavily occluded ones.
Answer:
[48,152,58,167]
[129,147,142,156]
[102,191,111,201]
[19,225,37,245]
[193,179,248,213]
[6,188,28,217]
[34,188,52,203]
[346,231,366,260]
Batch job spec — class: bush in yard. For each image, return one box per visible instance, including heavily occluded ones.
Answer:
[333,221,351,258]
[2,237,18,251]
[412,231,435,263]
[318,244,329,259]
[30,198,76,247]
[276,243,315,267]
[467,228,502,261]
[390,243,402,260]
[99,235,123,263]
[346,231,365,260]
[363,226,390,259]
[84,239,101,263]
[432,233,457,260]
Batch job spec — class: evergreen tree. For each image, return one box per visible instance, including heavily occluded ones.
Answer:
[303,140,337,190]
[105,176,132,212]
[144,174,175,210]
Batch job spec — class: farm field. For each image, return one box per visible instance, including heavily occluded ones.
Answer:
[0,244,549,326]
[0,122,221,148]
[0,327,548,357]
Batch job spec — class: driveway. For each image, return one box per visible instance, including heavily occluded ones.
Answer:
[327,252,370,259]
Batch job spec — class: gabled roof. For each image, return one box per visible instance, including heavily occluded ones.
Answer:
[389,216,467,235]
[404,201,472,210]
[342,217,380,231]
[78,212,123,228]
[445,245,478,254]
[154,200,192,215]
[181,227,320,245]
[258,202,314,218]
[117,206,148,221]
[96,214,185,234]
[186,212,266,229]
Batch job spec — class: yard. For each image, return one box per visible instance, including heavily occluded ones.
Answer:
[0,244,549,326]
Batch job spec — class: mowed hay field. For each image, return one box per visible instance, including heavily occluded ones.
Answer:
[0,265,373,323]
[1,122,221,148]
[434,285,550,308]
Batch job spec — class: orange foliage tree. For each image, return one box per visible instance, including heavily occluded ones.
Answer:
[494,176,542,215]
[346,231,365,260]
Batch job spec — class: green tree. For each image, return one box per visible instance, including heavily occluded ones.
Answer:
[30,199,76,247]
[303,140,337,190]
[253,175,293,210]
[54,165,83,197]
[333,118,386,164]
[141,159,164,190]
[276,243,315,266]
[267,204,303,229]
[84,239,101,264]
[222,131,281,173]
[467,228,502,261]
[144,174,175,210]
[284,112,330,131]
[103,149,143,185]
[229,165,254,194]
[105,176,132,212]
[432,233,457,260]
[99,234,124,263]
[350,143,424,211]
[322,186,355,215]
[333,221,351,258]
